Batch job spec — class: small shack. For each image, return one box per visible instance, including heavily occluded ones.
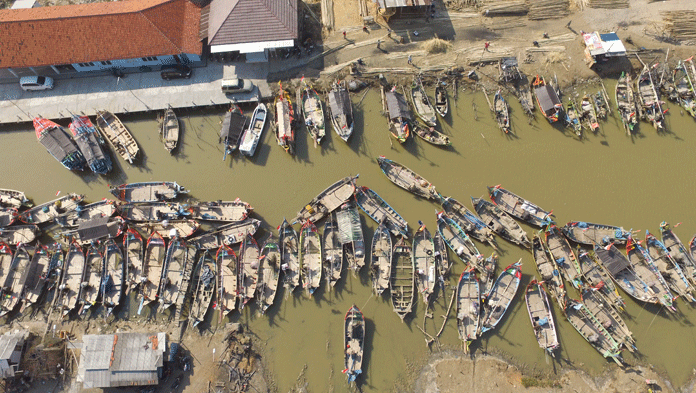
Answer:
[0,330,29,379]
[499,57,521,82]
[77,332,167,389]
[582,31,627,69]
[376,0,432,21]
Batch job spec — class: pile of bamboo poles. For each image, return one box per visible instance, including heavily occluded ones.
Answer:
[481,0,528,16]
[662,10,696,41]
[320,0,335,31]
[588,0,629,8]
[526,0,569,20]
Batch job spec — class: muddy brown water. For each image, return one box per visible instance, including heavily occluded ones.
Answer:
[2,78,696,392]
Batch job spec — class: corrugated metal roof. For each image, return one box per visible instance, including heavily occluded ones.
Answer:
[385,91,412,120]
[77,216,111,241]
[208,0,298,46]
[377,0,431,9]
[82,334,113,370]
[0,330,27,360]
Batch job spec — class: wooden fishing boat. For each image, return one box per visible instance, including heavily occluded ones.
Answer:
[160,106,179,153]
[390,236,414,321]
[626,236,675,310]
[0,245,31,316]
[478,254,498,298]
[258,239,280,314]
[561,221,630,246]
[44,245,63,301]
[336,202,365,274]
[0,243,12,294]
[578,251,625,311]
[615,71,638,133]
[436,212,481,265]
[580,94,600,132]
[110,182,188,203]
[479,260,522,334]
[412,123,450,146]
[0,225,39,246]
[645,231,695,302]
[494,90,511,134]
[131,219,200,239]
[189,200,252,222]
[343,305,365,383]
[279,218,300,292]
[0,189,31,209]
[19,193,84,224]
[413,223,437,306]
[275,82,296,154]
[661,221,696,286]
[95,110,139,164]
[57,242,85,316]
[327,81,354,142]
[410,76,437,127]
[301,82,326,146]
[564,299,622,363]
[219,105,247,161]
[34,117,86,171]
[292,175,358,225]
[189,251,216,326]
[487,185,553,228]
[80,242,103,314]
[516,75,536,116]
[300,221,322,296]
[593,90,609,120]
[239,103,268,157]
[64,216,125,246]
[580,287,635,352]
[55,199,116,228]
[636,66,665,130]
[456,269,480,352]
[525,280,559,355]
[188,218,261,249]
[381,86,411,143]
[434,83,448,118]
[0,208,18,228]
[68,115,112,174]
[102,238,124,315]
[19,243,49,312]
[545,225,582,289]
[531,75,562,123]
[238,234,260,308]
[157,237,188,312]
[433,231,450,278]
[118,202,185,222]
[140,231,165,305]
[532,234,566,307]
[672,60,696,118]
[377,157,437,200]
[323,215,342,289]
[123,228,143,295]
[471,197,531,249]
[216,244,238,318]
[565,99,583,138]
[355,186,408,238]
[440,196,496,248]
[370,221,392,296]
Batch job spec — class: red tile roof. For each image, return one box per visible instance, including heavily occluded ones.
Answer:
[0,0,203,69]
[208,0,298,47]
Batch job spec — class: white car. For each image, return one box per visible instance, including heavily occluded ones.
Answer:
[20,76,54,91]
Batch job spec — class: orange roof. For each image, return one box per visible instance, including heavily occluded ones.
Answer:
[0,0,202,69]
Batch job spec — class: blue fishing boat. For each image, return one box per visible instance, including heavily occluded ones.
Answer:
[479,260,522,334]
[354,186,408,237]
[68,115,112,174]
[34,117,86,171]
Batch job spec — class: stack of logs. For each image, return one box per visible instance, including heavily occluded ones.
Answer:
[526,0,570,20]
[588,0,629,8]
[662,10,696,42]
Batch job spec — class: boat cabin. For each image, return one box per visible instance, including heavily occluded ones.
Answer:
[385,91,412,121]
[533,84,562,122]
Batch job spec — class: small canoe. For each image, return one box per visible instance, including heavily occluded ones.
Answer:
[532,234,566,307]
[301,83,326,146]
[275,82,296,154]
[382,86,411,143]
[0,225,39,246]
[390,236,414,321]
[68,115,112,175]
[593,90,610,120]
[494,90,511,134]
[477,254,498,298]
[188,218,261,249]
[433,231,450,277]
[34,117,86,171]
[661,221,696,286]
[370,221,392,296]
[258,239,281,314]
[58,242,85,316]
[216,244,238,318]
[646,231,695,302]
[0,208,18,228]
[479,260,522,334]
[471,197,531,249]
[564,299,622,363]
[578,250,625,311]
[160,106,179,153]
[327,81,354,142]
[336,202,365,275]
[292,175,358,225]
[354,186,408,237]
[101,238,124,314]
[456,269,480,352]
[561,221,630,246]
[565,99,583,138]
[20,243,50,311]
[343,305,365,383]
[0,189,32,209]
[220,105,247,160]
[55,199,117,228]
[239,103,267,157]
[131,219,200,239]
[110,182,188,203]
[80,242,103,314]
[157,237,188,312]
[412,123,451,146]
[672,60,696,118]
[580,94,600,132]
[189,251,216,326]
[440,196,497,248]
[20,193,84,224]
[413,223,437,306]
[123,228,143,295]
[436,211,481,265]
[141,231,165,304]
[279,218,300,292]
[323,215,343,289]
[95,110,139,164]
[434,84,448,118]
[580,287,635,352]
[0,245,31,316]
[238,235,260,308]
[525,279,559,355]
[487,185,553,228]
[545,225,582,289]
[118,202,185,222]
[189,200,252,222]
[626,236,675,310]
[300,221,322,296]
[410,76,437,127]
[616,71,638,134]
[636,66,665,130]
[377,157,437,200]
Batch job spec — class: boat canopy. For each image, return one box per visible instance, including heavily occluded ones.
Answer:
[534,85,562,116]
[596,247,630,277]
[385,91,412,120]
[329,89,351,118]
[220,110,246,140]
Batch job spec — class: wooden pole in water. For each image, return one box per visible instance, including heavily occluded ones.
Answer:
[480,85,493,112]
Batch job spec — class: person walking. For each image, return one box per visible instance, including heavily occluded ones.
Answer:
[387,29,392,39]
[484,42,490,51]
[408,54,413,65]
[343,31,347,40]
[377,39,381,50]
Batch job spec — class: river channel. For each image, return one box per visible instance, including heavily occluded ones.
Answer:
[1,78,696,392]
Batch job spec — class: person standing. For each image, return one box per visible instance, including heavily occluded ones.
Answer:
[484,42,490,51]
[343,31,347,39]
[408,54,413,65]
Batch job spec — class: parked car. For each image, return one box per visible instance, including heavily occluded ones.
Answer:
[161,64,192,80]
[221,78,253,94]
[20,76,54,91]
